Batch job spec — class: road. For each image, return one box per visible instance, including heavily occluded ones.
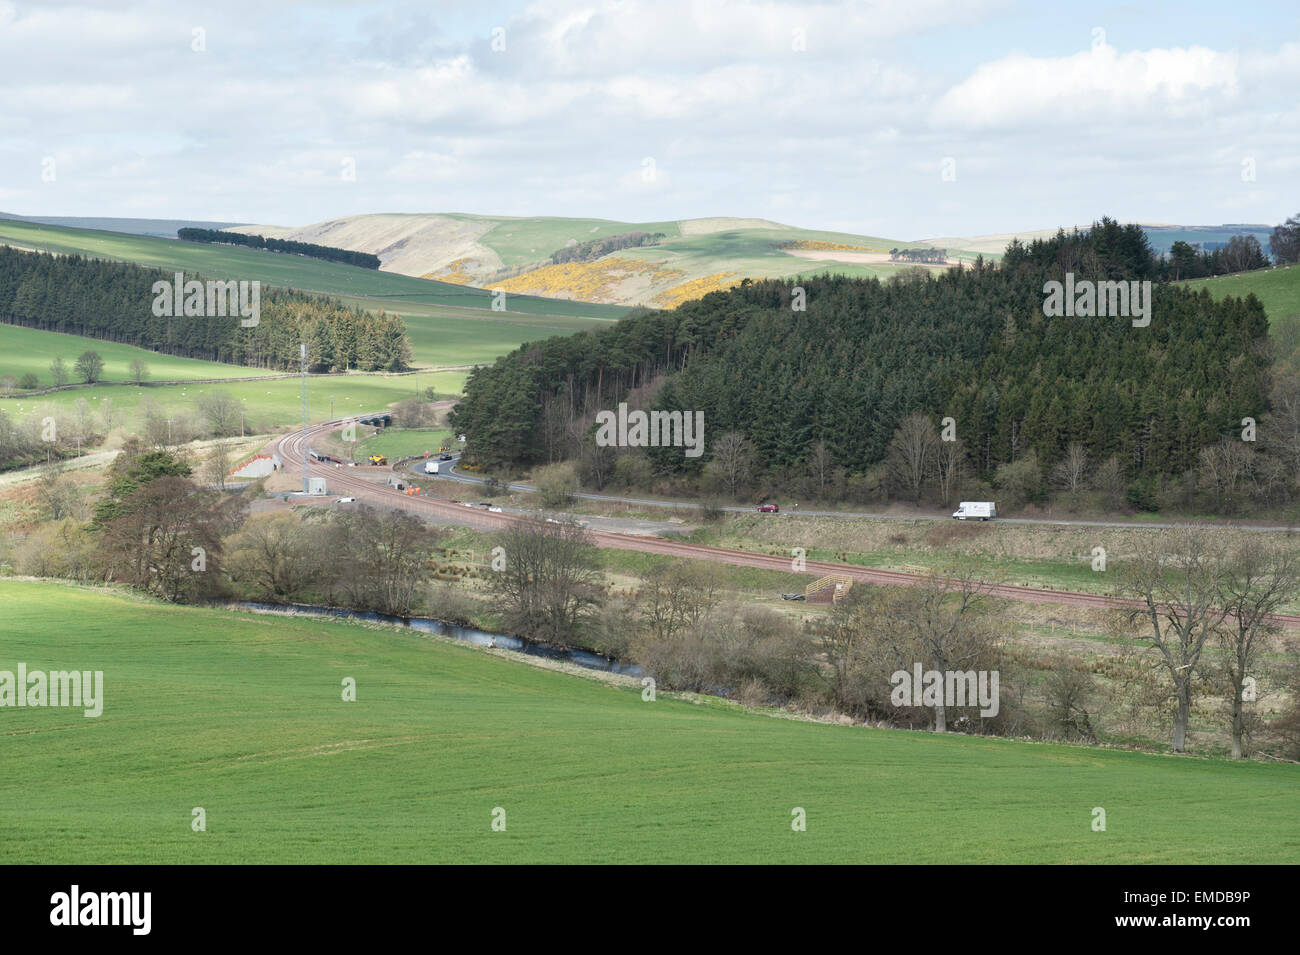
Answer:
[421,448,1300,533]
[269,420,1300,629]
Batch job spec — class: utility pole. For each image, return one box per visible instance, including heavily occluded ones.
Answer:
[330,395,334,420]
[301,342,308,494]
[166,418,174,446]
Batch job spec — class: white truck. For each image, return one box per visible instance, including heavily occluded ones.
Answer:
[952,501,996,521]
[425,461,439,474]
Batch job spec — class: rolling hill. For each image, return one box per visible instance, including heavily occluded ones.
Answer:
[3,578,1297,864]
[0,218,624,371]
[225,213,988,307]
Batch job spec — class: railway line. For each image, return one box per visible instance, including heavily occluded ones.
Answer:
[270,422,1300,629]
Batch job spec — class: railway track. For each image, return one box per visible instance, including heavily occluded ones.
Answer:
[270,423,1300,629]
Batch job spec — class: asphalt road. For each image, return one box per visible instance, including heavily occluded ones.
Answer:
[426,447,1299,533]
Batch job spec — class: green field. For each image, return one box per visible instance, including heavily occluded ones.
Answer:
[466,214,685,267]
[1,579,1296,863]
[0,323,270,388]
[356,427,455,461]
[329,294,611,368]
[1185,263,1300,333]
[3,372,467,431]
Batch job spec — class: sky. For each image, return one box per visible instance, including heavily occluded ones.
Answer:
[1,0,1297,240]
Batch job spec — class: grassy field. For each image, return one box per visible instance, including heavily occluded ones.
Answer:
[3,372,468,432]
[0,323,271,389]
[328,294,611,369]
[355,427,455,461]
[1184,263,1300,332]
[0,579,1295,863]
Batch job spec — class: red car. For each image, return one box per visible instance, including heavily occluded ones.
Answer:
[757,503,779,513]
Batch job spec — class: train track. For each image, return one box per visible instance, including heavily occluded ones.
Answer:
[270,423,1300,629]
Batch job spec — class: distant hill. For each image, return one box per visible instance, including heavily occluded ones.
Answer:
[224,213,986,307]
[0,211,246,239]
[918,223,1277,260]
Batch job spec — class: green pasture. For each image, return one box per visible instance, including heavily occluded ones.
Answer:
[1,580,1295,863]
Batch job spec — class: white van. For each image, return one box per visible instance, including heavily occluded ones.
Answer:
[952,501,996,521]
[425,461,439,474]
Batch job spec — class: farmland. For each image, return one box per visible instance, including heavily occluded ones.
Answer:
[0,323,270,388]
[2,579,1296,864]
[3,372,468,434]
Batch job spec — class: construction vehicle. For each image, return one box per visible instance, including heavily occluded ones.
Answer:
[368,454,388,466]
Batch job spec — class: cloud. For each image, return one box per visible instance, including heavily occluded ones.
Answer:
[933,43,1241,129]
[0,0,1294,238]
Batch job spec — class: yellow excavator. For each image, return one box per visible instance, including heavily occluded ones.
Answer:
[368,454,388,466]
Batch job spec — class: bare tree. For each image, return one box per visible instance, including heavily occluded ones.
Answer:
[1263,375,1300,488]
[880,561,1004,732]
[492,516,602,645]
[36,464,78,521]
[1043,650,1098,742]
[1215,537,1299,757]
[197,392,242,437]
[637,561,725,640]
[100,476,246,602]
[1091,454,1126,509]
[224,511,326,600]
[203,441,234,489]
[578,428,616,490]
[802,439,836,498]
[1117,527,1229,753]
[1051,442,1089,505]
[886,412,937,506]
[707,431,757,498]
[1197,438,1257,512]
[49,356,69,387]
[128,358,149,384]
[330,506,440,617]
[934,437,966,507]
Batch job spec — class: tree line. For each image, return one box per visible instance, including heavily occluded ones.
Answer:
[1003,215,1291,279]
[177,228,381,270]
[0,247,411,372]
[888,247,947,263]
[550,231,666,265]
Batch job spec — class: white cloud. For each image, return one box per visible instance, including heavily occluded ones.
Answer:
[933,44,1240,129]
